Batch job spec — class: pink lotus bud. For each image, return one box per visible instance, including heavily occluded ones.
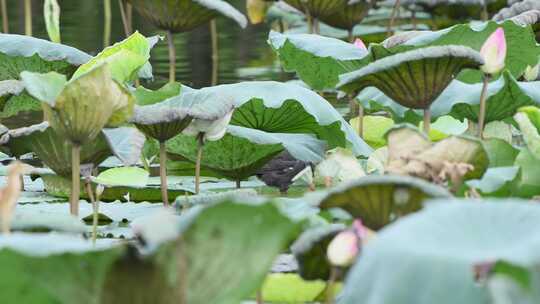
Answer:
[480,28,507,75]
[327,219,365,267]
[353,38,367,52]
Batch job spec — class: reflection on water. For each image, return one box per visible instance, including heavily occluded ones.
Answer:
[3,0,281,88]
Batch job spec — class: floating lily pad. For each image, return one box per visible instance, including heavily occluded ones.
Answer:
[340,200,540,304]
[318,175,451,230]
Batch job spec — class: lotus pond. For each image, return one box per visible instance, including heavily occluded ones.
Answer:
[1,0,540,303]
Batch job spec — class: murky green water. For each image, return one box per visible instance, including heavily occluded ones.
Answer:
[3,0,280,88]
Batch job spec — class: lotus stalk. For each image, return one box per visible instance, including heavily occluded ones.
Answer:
[0,162,32,234]
[352,39,367,136]
[387,0,401,37]
[159,141,169,205]
[167,30,176,82]
[118,0,133,37]
[478,28,507,137]
[195,134,204,194]
[1,0,8,33]
[211,20,219,85]
[70,145,81,215]
[104,0,112,47]
[24,0,32,36]
[423,109,431,134]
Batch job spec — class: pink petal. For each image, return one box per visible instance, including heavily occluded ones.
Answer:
[353,38,367,51]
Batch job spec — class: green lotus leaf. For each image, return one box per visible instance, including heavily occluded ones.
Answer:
[101,127,146,166]
[127,0,247,33]
[167,125,326,182]
[0,33,91,81]
[5,209,87,234]
[268,31,367,90]
[282,0,347,19]
[22,64,134,144]
[174,189,258,209]
[466,166,520,197]
[483,138,520,168]
[318,0,373,31]
[318,175,451,230]
[178,199,302,303]
[340,200,540,304]
[513,148,540,198]
[382,19,540,83]
[338,46,484,110]
[72,32,152,83]
[386,124,489,179]
[349,115,395,148]
[357,70,540,123]
[290,224,346,281]
[515,111,540,159]
[133,82,182,106]
[202,81,372,156]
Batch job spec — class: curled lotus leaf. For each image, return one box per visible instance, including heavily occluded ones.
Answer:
[317,174,451,230]
[338,45,484,109]
[318,0,373,30]
[126,0,247,33]
[22,64,134,145]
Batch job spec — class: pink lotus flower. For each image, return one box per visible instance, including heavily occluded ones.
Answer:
[480,28,507,75]
[327,219,366,267]
[353,38,367,52]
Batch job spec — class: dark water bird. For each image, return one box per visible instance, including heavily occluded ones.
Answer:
[256,151,311,194]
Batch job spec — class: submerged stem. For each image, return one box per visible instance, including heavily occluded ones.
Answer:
[103,0,111,47]
[1,0,8,33]
[167,30,176,82]
[24,0,31,36]
[195,134,205,194]
[210,19,219,86]
[70,145,81,216]
[159,141,169,207]
[423,108,431,135]
[477,75,490,138]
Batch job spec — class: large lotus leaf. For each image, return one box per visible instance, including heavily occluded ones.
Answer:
[513,148,540,198]
[383,20,540,83]
[386,124,489,179]
[466,166,521,197]
[268,31,367,90]
[318,175,451,230]
[338,45,484,109]
[72,32,153,83]
[127,0,247,33]
[22,65,134,144]
[318,0,373,30]
[179,199,303,303]
[290,224,346,281]
[357,70,540,123]
[201,81,372,157]
[101,127,146,166]
[483,138,520,168]
[167,125,326,181]
[0,33,90,81]
[340,200,540,304]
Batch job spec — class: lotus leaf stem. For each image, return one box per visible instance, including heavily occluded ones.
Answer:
[481,2,488,21]
[84,179,98,245]
[256,290,263,304]
[195,133,205,194]
[348,29,354,43]
[167,30,176,82]
[70,145,81,216]
[358,105,364,139]
[313,19,320,35]
[325,267,340,304]
[24,0,31,36]
[103,0,112,47]
[236,180,241,189]
[118,0,132,37]
[306,11,314,34]
[1,0,8,33]
[387,0,401,37]
[211,19,219,86]
[411,10,417,30]
[423,108,431,134]
[159,141,170,207]
[477,75,490,138]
